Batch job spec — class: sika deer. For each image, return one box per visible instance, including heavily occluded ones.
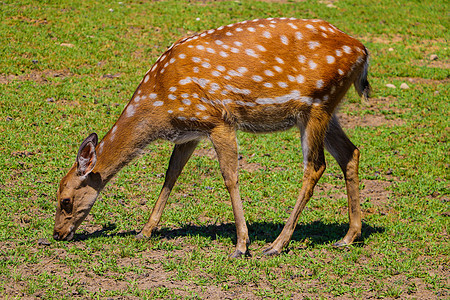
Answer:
[53,18,370,257]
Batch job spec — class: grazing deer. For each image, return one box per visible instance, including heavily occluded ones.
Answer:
[53,17,370,257]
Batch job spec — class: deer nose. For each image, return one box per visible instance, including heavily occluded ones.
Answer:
[53,231,61,240]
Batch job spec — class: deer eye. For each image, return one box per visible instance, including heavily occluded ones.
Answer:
[61,198,71,206]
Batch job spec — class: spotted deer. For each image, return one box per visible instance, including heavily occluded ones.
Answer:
[53,17,370,257]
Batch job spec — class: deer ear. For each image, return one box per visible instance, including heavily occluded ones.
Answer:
[76,133,98,177]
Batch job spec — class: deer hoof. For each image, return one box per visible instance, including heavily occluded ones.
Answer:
[262,247,280,256]
[229,249,251,258]
[333,239,350,247]
[135,232,150,240]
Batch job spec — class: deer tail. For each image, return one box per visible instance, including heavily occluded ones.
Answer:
[354,48,371,101]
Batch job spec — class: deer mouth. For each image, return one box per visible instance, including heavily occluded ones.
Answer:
[53,226,75,241]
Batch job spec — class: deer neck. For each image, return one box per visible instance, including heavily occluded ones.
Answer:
[92,101,165,186]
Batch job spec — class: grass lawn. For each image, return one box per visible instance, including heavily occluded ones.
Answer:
[0,0,448,299]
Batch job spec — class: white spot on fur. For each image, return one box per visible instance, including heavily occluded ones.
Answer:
[298,55,306,63]
[264,70,274,76]
[274,66,282,73]
[245,49,258,57]
[343,45,352,54]
[280,35,289,45]
[275,57,284,64]
[227,70,242,77]
[196,104,206,111]
[256,45,266,52]
[179,54,186,59]
[288,23,298,29]
[168,94,176,100]
[126,104,135,117]
[149,93,157,99]
[263,82,273,88]
[252,75,263,82]
[336,49,343,57]
[169,87,177,92]
[144,75,149,83]
[255,90,300,105]
[326,55,335,64]
[153,101,164,106]
[262,31,271,38]
[300,96,312,105]
[98,142,104,155]
[308,41,320,50]
[217,65,226,72]
[295,32,303,40]
[210,82,220,91]
[316,80,324,89]
[309,60,317,69]
[225,84,251,95]
[278,82,288,88]
[179,77,192,85]
[237,67,248,74]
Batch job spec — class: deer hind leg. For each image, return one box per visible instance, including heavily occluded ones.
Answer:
[263,112,330,256]
[137,140,199,239]
[325,115,362,246]
[209,124,250,258]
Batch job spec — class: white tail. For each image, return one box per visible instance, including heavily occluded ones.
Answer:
[54,18,370,257]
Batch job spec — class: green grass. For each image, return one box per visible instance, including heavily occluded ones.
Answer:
[1,0,449,299]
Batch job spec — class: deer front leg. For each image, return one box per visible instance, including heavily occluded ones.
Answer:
[263,117,328,256]
[137,140,199,239]
[325,115,362,246]
[209,125,250,258]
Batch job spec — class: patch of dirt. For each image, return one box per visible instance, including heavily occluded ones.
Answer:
[338,112,401,129]
[367,34,405,44]
[337,97,407,129]
[394,77,450,86]
[414,59,450,69]
[0,70,73,85]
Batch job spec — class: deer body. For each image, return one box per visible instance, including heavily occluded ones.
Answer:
[54,18,370,257]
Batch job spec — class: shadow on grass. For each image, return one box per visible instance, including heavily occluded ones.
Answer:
[157,221,384,247]
[73,220,383,247]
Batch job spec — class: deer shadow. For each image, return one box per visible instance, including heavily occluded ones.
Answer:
[72,220,383,248]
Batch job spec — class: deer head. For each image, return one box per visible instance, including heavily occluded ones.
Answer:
[53,133,101,241]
